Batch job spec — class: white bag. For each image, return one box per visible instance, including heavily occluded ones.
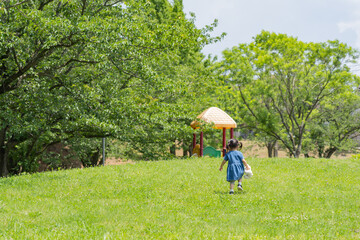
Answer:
[244,165,253,179]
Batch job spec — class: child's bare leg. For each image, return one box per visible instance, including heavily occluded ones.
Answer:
[230,181,235,191]
[237,178,243,190]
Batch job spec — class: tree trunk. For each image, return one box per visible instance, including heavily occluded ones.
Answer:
[294,126,304,158]
[294,149,301,158]
[290,148,301,158]
[170,141,176,156]
[89,148,100,166]
[1,141,17,177]
[266,140,278,158]
[317,144,325,158]
[189,143,193,156]
[324,147,337,158]
[0,150,8,177]
[182,142,188,157]
[273,141,278,157]
[266,143,273,158]
[266,140,276,158]
[0,126,9,177]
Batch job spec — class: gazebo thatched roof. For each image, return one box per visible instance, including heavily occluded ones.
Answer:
[190,107,237,130]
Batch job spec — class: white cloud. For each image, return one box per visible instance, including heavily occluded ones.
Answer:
[184,0,360,57]
[337,0,360,48]
[338,21,360,48]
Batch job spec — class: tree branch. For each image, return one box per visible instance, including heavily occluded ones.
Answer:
[108,57,138,90]
[269,94,296,152]
[38,0,55,11]
[238,85,260,123]
[81,0,87,16]
[11,47,21,71]
[0,36,80,95]
[5,0,30,9]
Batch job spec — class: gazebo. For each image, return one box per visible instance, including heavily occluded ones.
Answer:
[190,107,237,157]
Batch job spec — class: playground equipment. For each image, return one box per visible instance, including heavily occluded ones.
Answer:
[190,107,237,157]
[203,146,221,158]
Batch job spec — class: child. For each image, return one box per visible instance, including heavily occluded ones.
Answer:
[191,144,200,157]
[219,139,250,194]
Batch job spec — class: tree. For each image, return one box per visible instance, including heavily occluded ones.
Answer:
[219,31,360,158]
[304,91,360,158]
[0,0,217,176]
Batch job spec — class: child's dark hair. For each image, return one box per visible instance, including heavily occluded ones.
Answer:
[228,139,242,150]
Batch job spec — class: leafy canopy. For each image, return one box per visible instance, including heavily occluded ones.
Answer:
[0,0,218,175]
[219,31,360,157]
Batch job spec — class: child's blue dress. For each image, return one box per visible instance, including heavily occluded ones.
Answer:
[224,150,245,182]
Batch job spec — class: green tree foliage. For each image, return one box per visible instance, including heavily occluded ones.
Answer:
[219,31,360,158]
[0,0,217,176]
[303,91,360,158]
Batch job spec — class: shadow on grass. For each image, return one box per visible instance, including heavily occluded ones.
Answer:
[214,191,247,195]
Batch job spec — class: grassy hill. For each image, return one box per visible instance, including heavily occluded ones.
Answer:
[0,157,359,239]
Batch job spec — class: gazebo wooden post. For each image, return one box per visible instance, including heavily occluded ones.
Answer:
[230,128,234,139]
[192,133,196,150]
[222,127,226,157]
[200,131,203,157]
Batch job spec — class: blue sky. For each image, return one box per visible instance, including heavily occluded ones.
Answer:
[182,0,360,62]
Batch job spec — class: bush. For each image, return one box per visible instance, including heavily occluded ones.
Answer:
[351,154,360,160]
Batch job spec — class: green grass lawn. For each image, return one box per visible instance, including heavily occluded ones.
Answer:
[0,157,359,239]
